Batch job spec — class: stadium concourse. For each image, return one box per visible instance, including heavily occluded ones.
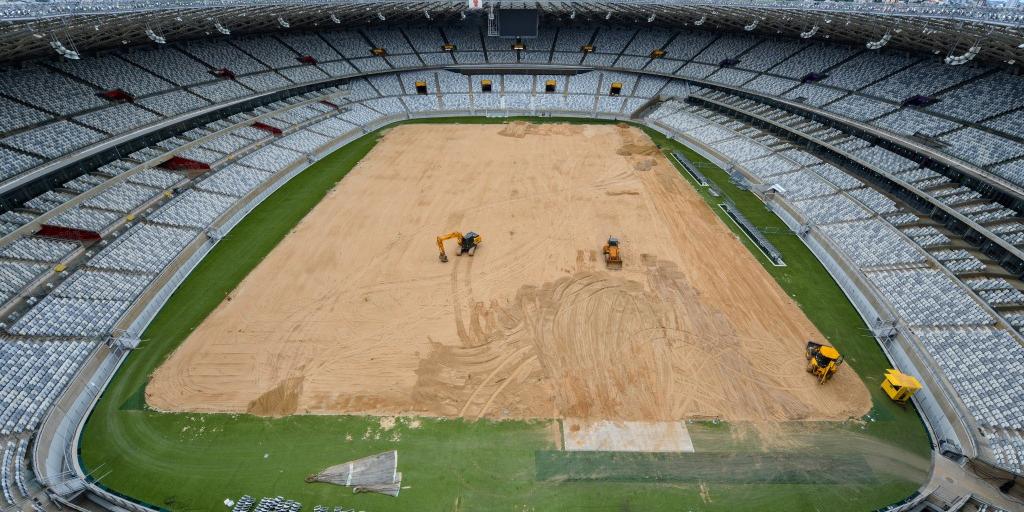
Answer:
[0,0,1021,510]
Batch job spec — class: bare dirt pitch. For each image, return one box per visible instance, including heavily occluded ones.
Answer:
[147,123,871,422]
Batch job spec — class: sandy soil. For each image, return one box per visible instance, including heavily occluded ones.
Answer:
[147,123,871,422]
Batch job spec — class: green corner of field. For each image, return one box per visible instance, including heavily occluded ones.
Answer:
[79,118,931,512]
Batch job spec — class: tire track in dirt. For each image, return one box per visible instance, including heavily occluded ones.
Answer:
[457,345,533,417]
[474,355,539,420]
[413,259,864,421]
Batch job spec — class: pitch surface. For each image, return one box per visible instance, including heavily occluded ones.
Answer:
[147,123,870,421]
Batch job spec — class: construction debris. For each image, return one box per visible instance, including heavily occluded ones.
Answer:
[306,451,402,497]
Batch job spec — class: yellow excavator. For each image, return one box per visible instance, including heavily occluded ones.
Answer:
[436,231,482,263]
[805,341,844,384]
[603,236,623,269]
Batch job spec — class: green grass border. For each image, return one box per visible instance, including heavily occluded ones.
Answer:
[78,117,931,512]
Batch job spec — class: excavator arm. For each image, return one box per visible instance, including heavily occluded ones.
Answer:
[436,232,463,263]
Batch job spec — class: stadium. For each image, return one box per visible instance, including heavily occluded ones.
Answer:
[0,0,1023,510]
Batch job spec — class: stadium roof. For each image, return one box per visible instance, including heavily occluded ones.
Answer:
[0,1,1022,67]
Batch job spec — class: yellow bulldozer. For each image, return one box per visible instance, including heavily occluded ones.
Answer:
[436,231,482,263]
[881,369,922,404]
[603,236,623,269]
[805,341,843,384]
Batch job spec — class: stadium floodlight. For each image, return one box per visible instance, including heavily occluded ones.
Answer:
[647,13,655,23]
[744,19,759,31]
[569,10,575,20]
[277,16,290,28]
[145,26,165,44]
[800,25,819,39]
[214,20,230,35]
[866,30,892,50]
[330,13,340,24]
[606,10,612,20]
[424,9,430,19]
[945,45,981,65]
[49,38,79,59]
[377,11,386,21]
[694,15,705,26]
[460,11,466,20]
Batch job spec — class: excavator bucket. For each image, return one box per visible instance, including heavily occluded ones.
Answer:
[439,253,449,263]
[606,255,622,269]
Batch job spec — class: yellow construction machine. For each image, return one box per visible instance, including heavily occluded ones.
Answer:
[805,341,843,384]
[881,369,922,404]
[603,236,623,269]
[436,231,482,263]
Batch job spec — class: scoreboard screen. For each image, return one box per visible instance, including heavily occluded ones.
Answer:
[498,9,538,38]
